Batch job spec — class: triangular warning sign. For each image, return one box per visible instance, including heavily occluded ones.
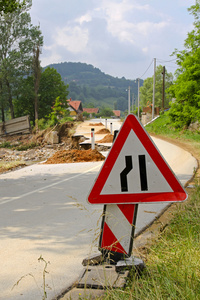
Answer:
[88,114,187,204]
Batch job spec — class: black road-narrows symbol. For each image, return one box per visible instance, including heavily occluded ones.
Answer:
[139,155,148,191]
[120,156,133,192]
[120,155,148,192]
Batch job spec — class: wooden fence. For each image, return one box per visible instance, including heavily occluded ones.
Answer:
[0,115,31,136]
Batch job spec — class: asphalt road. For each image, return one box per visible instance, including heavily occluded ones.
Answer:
[0,122,197,299]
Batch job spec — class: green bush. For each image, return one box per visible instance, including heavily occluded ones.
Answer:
[16,142,38,151]
[0,141,13,148]
[168,102,199,129]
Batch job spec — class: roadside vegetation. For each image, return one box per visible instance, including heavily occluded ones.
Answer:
[146,112,200,155]
[0,161,26,173]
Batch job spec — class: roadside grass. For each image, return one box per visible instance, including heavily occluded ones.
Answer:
[0,161,26,173]
[0,141,39,151]
[100,114,200,300]
[146,113,200,145]
[15,142,38,151]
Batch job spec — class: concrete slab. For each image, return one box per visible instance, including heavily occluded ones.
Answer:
[59,287,105,300]
[77,265,128,289]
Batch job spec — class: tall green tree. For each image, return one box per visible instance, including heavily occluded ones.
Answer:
[168,1,200,128]
[14,67,69,122]
[13,76,35,121]
[0,0,25,14]
[140,65,173,109]
[38,67,69,119]
[0,0,43,120]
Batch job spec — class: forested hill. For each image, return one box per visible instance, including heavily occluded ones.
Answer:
[47,62,137,87]
[45,62,143,111]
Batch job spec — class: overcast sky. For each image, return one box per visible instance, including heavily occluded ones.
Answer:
[30,0,195,80]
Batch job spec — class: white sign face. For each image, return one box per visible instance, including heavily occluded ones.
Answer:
[100,129,173,195]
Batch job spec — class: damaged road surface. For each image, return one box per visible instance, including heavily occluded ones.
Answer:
[0,137,197,299]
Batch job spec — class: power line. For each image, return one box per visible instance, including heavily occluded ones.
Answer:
[163,64,177,69]
[157,58,177,63]
[138,57,178,80]
[157,58,178,72]
[139,59,154,79]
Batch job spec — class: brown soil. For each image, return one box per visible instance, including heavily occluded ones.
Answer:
[96,128,110,134]
[98,134,114,143]
[44,149,105,164]
[89,123,104,126]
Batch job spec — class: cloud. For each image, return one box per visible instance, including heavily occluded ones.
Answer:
[53,26,89,54]
[76,13,92,25]
[99,0,150,43]
[41,50,61,67]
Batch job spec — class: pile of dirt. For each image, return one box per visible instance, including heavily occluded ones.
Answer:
[89,122,103,126]
[98,134,114,143]
[44,149,105,164]
[96,128,110,134]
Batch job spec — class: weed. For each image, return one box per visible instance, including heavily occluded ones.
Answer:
[38,255,50,300]
[12,256,50,300]
[12,273,39,291]
[0,161,26,173]
[0,141,38,151]
[15,142,38,151]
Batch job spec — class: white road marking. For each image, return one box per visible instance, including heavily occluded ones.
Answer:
[0,164,100,206]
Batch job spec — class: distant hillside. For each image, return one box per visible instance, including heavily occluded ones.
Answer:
[45,62,143,112]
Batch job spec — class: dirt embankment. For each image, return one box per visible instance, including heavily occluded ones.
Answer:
[0,122,74,147]
[0,121,108,171]
[44,149,105,164]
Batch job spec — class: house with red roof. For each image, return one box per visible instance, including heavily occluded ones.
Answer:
[113,110,121,118]
[67,99,83,116]
[83,108,99,118]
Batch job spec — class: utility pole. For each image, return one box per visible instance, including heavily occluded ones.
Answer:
[137,78,140,118]
[152,58,156,119]
[162,66,165,110]
[132,92,134,112]
[128,86,131,114]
